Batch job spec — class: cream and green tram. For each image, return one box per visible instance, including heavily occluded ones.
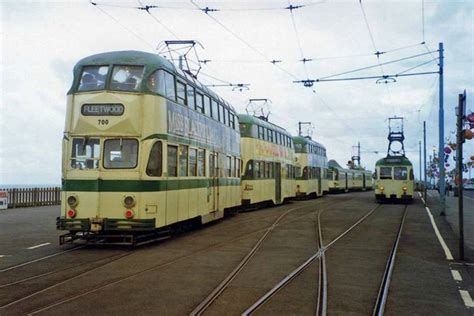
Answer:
[375,156,414,203]
[293,136,329,198]
[350,169,373,190]
[327,160,349,192]
[57,51,241,245]
[238,115,296,207]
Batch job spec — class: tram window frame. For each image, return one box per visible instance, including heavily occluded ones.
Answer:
[197,149,205,177]
[188,148,198,176]
[176,80,187,105]
[227,156,232,177]
[78,65,109,92]
[257,126,265,140]
[245,160,253,178]
[394,167,408,180]
[109,65,144,92]
[379,167,392,180]
[219,104,225,124]
[203,96,211,117]
[167,145,178,177]
[147,69,176,101]
[229,113,235,129]
[103,138,139,169]
[259,161,266,179]
[195,91,204,113]
[70,137,100,170]
[211,100,218,120]
[187,85,195,108]
[178,145,189,177]
[267,129,273,143]
[146,141,163,177]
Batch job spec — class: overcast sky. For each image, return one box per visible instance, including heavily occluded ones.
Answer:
[1,0,473,185]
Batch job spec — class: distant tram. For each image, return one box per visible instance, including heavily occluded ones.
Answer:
[327,160,373,192]
[293,136,329,198]
[239,115,296,207]
[374,156,414,203]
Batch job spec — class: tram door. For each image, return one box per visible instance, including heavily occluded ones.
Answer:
[317,168,322,196]
[209,152,219,211]
[275,163,282,203]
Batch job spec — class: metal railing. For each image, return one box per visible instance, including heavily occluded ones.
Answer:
[0,187,61,208]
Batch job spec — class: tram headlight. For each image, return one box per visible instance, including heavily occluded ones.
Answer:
[380,186,384,191]
[403,186,407,192]
[67,195,78,208]
[123,195,136,208]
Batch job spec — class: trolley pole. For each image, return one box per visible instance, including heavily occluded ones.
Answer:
[423,121,427,202]
[457,91,467,261]
[438,42,446,215]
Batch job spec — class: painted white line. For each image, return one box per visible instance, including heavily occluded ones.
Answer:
[451,270,463,281]
[425,206,454,260]
[26,243,51,250]
[0,255,7,258]
[465,196,474,201]
[459,290,474,308]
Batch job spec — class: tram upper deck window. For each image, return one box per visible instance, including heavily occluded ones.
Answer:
[380,167,392,179]
[187,86,195,108]
[176,81,186,105]
[70,138,100,169]
[204,96,211,116]
[110,66,144,92]
[147,69,176,100]
[211,100,219,120]
[394,167,408,180]
[78,66,108,91]
[103,139,138,169]
[195,92,204,113]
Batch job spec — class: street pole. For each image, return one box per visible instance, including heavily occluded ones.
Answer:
[456,91,466,260]
[439,42,446,215]
[419,140,422,184]
[358,142,361,167]
[424,121,427,201]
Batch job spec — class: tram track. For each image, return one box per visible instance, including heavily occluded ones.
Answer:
[4,198,345,316]
[241,204,381,315]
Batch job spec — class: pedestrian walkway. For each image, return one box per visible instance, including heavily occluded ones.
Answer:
[425,189,474,259]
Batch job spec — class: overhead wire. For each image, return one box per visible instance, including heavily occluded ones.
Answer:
[287,1,310,78]
[137,0,181,39]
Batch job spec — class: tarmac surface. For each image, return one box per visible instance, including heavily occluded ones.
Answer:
[0,191,472,315]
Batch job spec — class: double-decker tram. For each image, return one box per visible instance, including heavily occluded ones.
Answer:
[239,114,296,208]
[293,136,329,198]
[58,51,241,245]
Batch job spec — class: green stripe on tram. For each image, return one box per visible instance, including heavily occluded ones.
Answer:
[63,178,240,192]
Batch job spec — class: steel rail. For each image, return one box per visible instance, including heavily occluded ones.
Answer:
[242,204,381,315]
[373,205,408,316]
[189,205,306,316]
[316,211,327,316]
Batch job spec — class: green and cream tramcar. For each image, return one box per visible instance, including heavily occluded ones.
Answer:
[375,156,414,203]
[58,51,241,244]
[327,160,373,192]
[293,136,328,198]
[239,115,296,207]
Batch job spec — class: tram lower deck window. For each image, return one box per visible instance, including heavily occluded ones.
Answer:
[379,167,392,179]
[70,138,100,169]
[103,139,138,169]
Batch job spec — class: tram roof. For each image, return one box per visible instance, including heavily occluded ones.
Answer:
[71,50,235,112]
[237,114,292,136]
[292,136,326,149]
[328,159,371,173]
[376,156,413,166]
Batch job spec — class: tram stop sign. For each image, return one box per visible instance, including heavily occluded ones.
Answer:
[0,191,8,210]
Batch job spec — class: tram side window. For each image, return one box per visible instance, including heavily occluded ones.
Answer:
[198,149,205,176]
[110,65,144,92]
[204,96,211,117]
[258,126,265,140]
[195,92,204,113]
[303,167,309,179]
[178,145,188,176]
[187,86,195,108]
[229,114,235,129]
[223,108,228,125]
[78,66,108,91]
[219,105,225,124]
[189,148,197,176]
[394,167,408,180]
[409,169,414,180]
[71,138,100,169]
[147,69,176,100]
[103,139,138,169]
[227,156,232,177]
[267,129,273,143]
[167,145,178,177]
[176,81,186,105]
[211,100,219,120]
[146,141,162,176]
[245,160,253,178]
[379,167,392,179]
